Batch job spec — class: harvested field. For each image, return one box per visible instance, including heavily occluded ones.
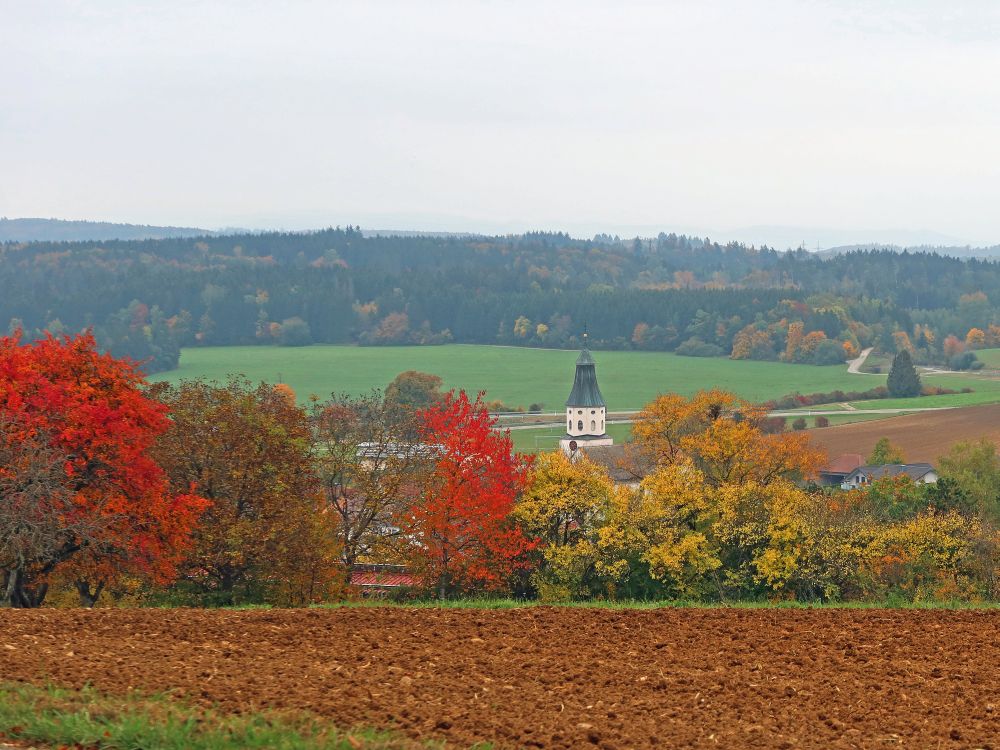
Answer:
[809,403,1000,464]
[1,608,998,749]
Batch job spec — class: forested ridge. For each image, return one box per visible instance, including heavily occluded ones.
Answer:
[4,227,1000,373]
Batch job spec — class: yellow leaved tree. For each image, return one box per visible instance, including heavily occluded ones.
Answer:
[512,451,613,600]
[595,462,721,599]
[614,390,827,600]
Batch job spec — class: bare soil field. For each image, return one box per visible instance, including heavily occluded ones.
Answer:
[1,608,998,749]
[809,403,1000,464]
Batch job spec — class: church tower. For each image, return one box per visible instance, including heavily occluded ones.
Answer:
[560,334,614,455]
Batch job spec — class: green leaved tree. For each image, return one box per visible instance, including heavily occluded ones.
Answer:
[868,437,905,465]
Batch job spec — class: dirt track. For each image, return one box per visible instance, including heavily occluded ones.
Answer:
[809,403,1000,464]
[1,608,998,749]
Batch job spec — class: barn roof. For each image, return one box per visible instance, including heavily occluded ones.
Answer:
[821,454,864,476]
[581,444,653,484]
[350,564,417,589]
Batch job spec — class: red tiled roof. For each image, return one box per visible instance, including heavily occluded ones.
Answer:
[822,453,864,475]
[350,571,416,588]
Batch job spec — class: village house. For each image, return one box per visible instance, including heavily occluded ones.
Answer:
[840,463,938,490]
[817,454,864,487]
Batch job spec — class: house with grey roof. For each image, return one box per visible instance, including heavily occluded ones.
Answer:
[840,463,938,490]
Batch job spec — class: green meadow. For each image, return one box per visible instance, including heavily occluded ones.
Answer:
[975,347,1000,367]
[150,344,1000,412]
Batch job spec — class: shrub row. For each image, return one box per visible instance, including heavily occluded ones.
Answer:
[765,384,965,410]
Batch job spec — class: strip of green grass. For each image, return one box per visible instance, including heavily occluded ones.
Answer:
[0,683,438,750]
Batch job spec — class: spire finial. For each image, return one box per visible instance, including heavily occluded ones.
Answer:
[583,322,589,348]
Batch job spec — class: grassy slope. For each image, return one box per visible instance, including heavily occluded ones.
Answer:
[975,347,1000,367]
[154,345,885,410]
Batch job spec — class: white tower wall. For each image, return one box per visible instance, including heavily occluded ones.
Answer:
[565,406,606,437]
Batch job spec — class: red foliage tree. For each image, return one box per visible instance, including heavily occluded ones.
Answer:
[0,332,207,607]
[407,391,535,598]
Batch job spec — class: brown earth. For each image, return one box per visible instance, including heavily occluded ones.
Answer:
[1,608,998,749]
[809,403,1000,464]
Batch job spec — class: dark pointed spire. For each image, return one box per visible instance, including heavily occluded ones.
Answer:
[566,337,605,407]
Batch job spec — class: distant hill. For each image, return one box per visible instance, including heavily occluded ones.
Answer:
[819,243,1000,260]
[0,218,215,243]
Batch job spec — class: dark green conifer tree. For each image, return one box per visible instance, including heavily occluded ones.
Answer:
[886,349,921,398]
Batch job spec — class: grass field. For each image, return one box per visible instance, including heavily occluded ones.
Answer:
[151,344,1000,414]
[976,347,1000,367]
[151,344,879,410]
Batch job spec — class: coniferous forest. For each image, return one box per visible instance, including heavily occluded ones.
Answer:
[4,227,1000,373]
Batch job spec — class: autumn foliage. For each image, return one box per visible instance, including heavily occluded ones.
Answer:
[3,335,995,607]
[0,332,207,607]
[632,389,824,484]
[514,390,998,604]
[153,378,343,606]
[406,391,535,597]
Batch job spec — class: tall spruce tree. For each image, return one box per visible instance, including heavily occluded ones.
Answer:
[887,349,921,398]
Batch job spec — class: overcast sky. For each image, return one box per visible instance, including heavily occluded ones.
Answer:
[4,0,1000,247]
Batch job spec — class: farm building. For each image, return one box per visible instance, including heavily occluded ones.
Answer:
[817,454,864,487]
[840,463,938,490]
[349,564,416,596]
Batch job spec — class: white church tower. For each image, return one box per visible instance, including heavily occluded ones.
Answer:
[560,334,614,455]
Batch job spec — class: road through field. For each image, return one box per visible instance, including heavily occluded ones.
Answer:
[1,608,997,750]
[503,405,955,429]
[846,347,874,374]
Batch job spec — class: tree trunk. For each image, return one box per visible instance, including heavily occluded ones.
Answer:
[74,579,105,608]
[1,568,48,608]
[1,569,18,608]
[219,569,235,606]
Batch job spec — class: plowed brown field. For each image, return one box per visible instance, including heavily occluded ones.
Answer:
[810,403,1000,464]
[1,608,998,749]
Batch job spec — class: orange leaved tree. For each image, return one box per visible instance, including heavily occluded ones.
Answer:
[406,391,535,598]
[153,378,342,605]
[632,389,823,486]
[0,332,207,608]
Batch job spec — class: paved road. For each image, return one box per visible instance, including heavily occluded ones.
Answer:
[846,347,875,374]
[506,406,955,430]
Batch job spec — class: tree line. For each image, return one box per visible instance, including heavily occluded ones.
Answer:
[2,333,997,608]
[4,229,1000,373]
